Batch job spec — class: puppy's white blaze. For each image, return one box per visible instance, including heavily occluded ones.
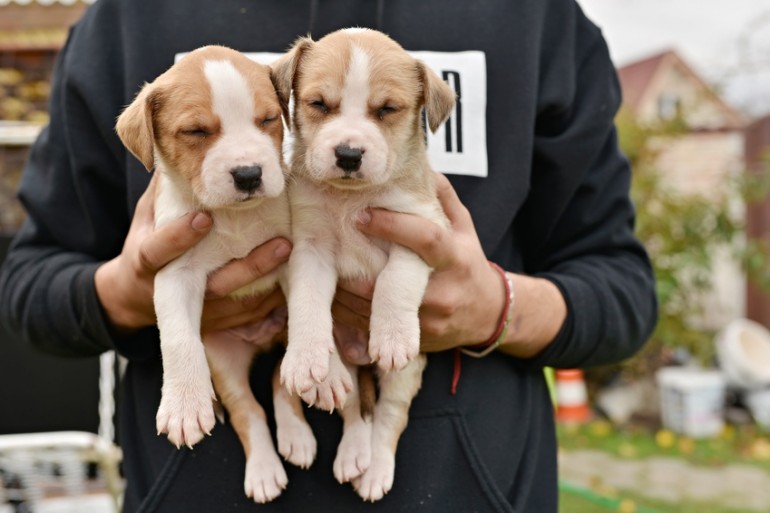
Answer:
[341,45,370,118]
[307,45,390,184]
[198,59,284,207]
[204,59,255,129]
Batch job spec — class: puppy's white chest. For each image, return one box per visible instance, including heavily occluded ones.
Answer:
[332,204,389,280]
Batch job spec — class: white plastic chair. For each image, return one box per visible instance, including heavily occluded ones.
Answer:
[0,351,123,512]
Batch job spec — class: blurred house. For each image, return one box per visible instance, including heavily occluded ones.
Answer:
[745,116,770,330]
[617,49,748,330]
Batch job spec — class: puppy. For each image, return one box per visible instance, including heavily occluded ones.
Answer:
[272,29,456,500]
[115,45,316,503]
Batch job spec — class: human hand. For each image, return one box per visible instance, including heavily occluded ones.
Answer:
[95,175,213,331]
[333,173,505,357]
[95,175,292,334]
[201,240,291,335]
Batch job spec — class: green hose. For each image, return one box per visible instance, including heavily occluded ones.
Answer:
[559,480,667,513]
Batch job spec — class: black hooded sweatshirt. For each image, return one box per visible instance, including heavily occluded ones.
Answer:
[0,1,657,511]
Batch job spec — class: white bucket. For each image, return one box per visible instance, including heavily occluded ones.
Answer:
[655,367,726,438]
[715,318,770,389]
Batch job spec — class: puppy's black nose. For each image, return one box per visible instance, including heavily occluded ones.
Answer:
[335,144,364,173]
[231,165,262,193]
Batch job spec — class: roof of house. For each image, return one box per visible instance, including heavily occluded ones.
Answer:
[617,49,744,129]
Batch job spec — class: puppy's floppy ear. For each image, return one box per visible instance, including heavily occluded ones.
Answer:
[270,36,314,129]
[115,83,159,171]
[418,61,457,133]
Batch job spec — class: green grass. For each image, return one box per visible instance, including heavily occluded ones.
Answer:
[557,420,770,473]
[560,485,760,513]
[557,420,770,513]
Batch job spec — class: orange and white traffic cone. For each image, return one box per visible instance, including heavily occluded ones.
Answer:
[555,369,591,423]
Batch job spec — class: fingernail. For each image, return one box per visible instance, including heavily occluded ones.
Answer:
[357,209,371,225]
[347,344,367,364]
[191,212,212,231]
[273,241,291,259]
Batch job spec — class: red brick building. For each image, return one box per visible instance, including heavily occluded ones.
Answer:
[744,115,770,329]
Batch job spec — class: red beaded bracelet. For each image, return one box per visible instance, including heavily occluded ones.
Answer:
[461,262,515,358]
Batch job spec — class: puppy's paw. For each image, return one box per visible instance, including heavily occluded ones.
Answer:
[351,452,395,502]
[244,451,288,503]
[333,420,372,483]
[280,341,334,395]
[368,314,420,373]
[156,379,216,449]
[300,355,353,411]
[277,419,317,469]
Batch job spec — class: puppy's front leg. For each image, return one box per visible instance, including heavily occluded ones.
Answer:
[282,239,339,395]
[155,259,216,448]
[369,245,431,372]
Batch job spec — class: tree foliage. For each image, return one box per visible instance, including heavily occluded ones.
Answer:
[607,109,770,378]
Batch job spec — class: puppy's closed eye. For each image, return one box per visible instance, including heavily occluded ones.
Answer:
[376,105,398,120]
[259,115,278,127]
[182,127,212,137]
[310,99,330,114]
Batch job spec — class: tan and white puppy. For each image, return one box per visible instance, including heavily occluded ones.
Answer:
[116,45,316,503]
[273,29,456,500]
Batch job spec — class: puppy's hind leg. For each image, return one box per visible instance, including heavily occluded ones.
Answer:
[205,332,287,504]
[273,358,317,469]
[352,355,426,502]
[333,363,374,484]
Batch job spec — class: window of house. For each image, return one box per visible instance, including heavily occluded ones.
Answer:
[658,93,681,120]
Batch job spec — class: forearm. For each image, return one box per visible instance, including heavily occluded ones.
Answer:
[529,252,657,369]
[0,233,113,357]
[496,273,566,359]
[489,255,655,369]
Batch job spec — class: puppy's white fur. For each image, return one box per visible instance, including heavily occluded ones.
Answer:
[116,45,315,503]
[273,29,456,501]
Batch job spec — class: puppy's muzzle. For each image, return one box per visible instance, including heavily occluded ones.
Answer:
[231,165,263,193]
[335,144,364,175]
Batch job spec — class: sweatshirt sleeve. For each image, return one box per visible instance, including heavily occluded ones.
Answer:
[0,4,158,361]
[514,3,658,369]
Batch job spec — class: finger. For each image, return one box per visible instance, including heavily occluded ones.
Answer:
[333,325,370,366]
[357,209,450,268]
[203,288,285,323]
[337,279,375,299]
[433,172,474,231]
[138,211,213,273]
[202,292,287,333]
[332,301,370,332]
[334,286,373,317]
[203,309,272,334]
[206,238,291,297]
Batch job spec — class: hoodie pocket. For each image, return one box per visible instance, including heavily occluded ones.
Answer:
[132,407,517,513]
[391,408,516,513]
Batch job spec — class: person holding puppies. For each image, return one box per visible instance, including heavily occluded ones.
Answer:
[0,0,656,512]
